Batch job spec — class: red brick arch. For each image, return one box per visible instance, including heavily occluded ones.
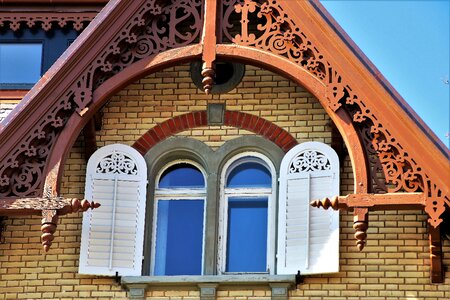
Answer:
[132,110,298,155]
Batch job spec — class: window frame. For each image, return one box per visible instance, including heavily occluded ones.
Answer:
[150,159,208,276]
[142,136,285,276]
[0,27,79,90]
[0,41,44,89]
[217,152,278,275]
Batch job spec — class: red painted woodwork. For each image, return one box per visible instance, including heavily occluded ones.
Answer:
[200,0,219,94]
[5,1,445,222]
[311,193,426,251]
[311,193,426,211]
[0,90,28,100]
[0,12,97,31]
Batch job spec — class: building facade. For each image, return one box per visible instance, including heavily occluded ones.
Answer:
[0,1,449,299]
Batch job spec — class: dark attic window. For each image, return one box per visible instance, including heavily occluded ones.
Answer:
[190,60,245,94]
[0,27,78,90]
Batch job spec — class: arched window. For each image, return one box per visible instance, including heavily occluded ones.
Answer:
[151,161,207,276]
[218,153,277,274]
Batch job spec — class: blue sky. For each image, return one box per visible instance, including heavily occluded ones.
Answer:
[321,0,450,148]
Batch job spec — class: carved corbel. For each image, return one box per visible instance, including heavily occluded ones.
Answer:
[353,207,369,251]
[311,192,427,251]
[41,209,58,252]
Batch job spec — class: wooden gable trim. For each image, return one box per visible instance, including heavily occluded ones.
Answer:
[0,11,98,31]
[0,1,446,220]
[279,1,449,224]
[309,1,447,156]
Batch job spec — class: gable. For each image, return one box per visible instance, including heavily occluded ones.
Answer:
[0,0,448,244]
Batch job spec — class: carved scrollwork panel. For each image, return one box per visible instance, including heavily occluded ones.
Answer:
[289,150,331,174]
[96,152,138,175]
[222,0,327,81]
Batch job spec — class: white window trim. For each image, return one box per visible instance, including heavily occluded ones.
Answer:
[217,152,277,275]
[150,159,207,276]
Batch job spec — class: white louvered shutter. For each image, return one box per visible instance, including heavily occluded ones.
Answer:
[277,142,339,275]
[79,144,147,276]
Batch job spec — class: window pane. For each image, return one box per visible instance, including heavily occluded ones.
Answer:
[0,44,42,84]
[226,161,271,188]
[154,199,204,275]
[159,164,205,188]
[226,197,268,272]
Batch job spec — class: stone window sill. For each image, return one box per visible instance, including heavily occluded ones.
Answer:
[121,274,296,300]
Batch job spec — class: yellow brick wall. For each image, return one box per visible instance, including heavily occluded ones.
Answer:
[0,64,449,300]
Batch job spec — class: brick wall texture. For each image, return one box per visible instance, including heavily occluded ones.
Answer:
[0,64,449,299]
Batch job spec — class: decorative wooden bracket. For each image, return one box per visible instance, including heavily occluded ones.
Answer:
[310,193,426,211]
[41,198,100,252]
[311,192,446,282]
[1,196,100,251]
[201,0,218,94]
[311,193,426,251]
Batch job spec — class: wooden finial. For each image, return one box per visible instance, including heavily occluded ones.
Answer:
[201,67,215,94]
[353,221,368,251]
[41,210,58,252]
[353,207,369,251]
[310,196,339,210]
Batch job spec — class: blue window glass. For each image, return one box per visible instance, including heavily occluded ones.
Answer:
[226,197,268,272]
[226,161,271,188]
[154,199,205,275]
[0,43,42,84]
[159,164,205,188]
